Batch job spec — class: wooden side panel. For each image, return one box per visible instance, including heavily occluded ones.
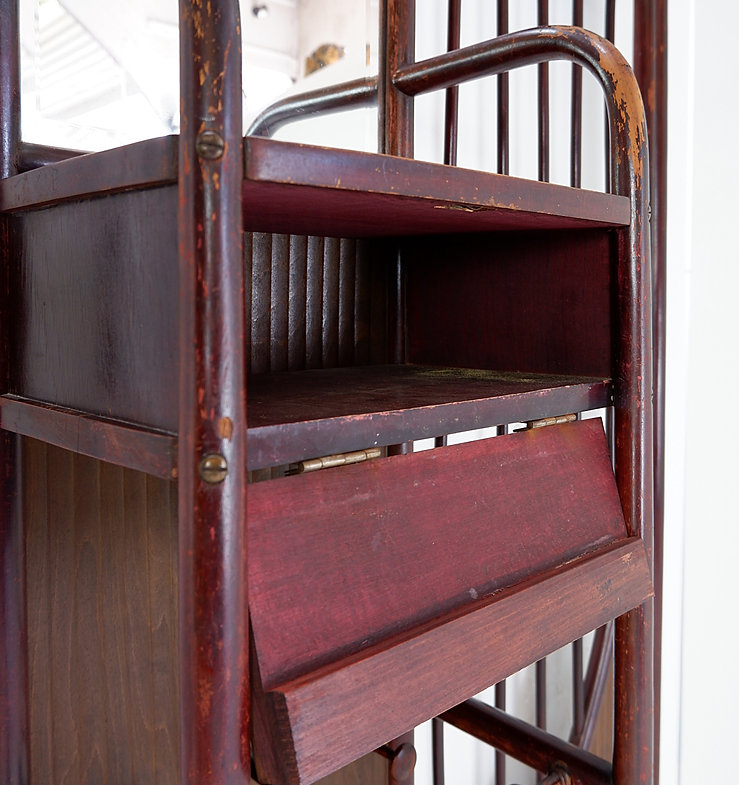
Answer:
[8,187,179,430]
[23,439,179,785]
[249,419,624,688]
[404,230,613,377]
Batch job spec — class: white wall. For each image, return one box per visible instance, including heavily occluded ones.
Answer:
[673,1,739,781]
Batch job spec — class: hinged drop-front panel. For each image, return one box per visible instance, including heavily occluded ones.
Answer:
[248,418,652,785]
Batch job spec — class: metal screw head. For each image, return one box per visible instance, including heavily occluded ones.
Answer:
[200,453,228,484]
[195,130,225,160]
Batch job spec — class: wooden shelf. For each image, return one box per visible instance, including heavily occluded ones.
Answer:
[2,367,610,477]
[244,137,629,236]
[246,365,611,470]
[1,136,629,238]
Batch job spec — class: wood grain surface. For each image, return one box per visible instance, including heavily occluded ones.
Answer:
[24,439,179,785]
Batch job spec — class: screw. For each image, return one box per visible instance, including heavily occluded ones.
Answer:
[195,130,225,160]
[200,453,228,484]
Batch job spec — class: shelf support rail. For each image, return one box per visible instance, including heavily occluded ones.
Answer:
[178,2,248,785]
[391,26,654,785]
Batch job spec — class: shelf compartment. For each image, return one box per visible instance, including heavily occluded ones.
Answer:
[0,367,609,477]
[249,418,652,785]
[246,365,611,470]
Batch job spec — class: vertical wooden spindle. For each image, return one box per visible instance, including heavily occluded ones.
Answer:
[443,0,462,165]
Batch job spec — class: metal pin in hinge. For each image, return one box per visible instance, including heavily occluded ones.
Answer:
[288,447,382,475]
[522,413,578,430]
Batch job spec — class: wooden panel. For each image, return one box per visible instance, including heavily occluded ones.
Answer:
[246,233,389,375]
[405,231,613,377]
[8,187,179,431]
[249,419,625,688]
[246,366,610,470]
[243,138,629,237]
[24,439,179,785]
[258,538,651,785]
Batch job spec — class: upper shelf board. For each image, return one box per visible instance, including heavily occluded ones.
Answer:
[243,137,630,236]
[1,136,630,236]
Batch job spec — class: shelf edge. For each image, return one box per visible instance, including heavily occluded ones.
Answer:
[0,395,177,479]
[0,136,178,212]
[247,376,612,470]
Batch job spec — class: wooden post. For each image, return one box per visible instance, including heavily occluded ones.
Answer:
[0,2,27,783]
[178,1,248,784]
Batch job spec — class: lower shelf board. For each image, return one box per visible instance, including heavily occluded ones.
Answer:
[246,364,611,470]
[2,366,610,476]
[248,419,652,785]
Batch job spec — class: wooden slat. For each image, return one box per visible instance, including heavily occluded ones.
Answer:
[258,538,651,785]
[249,419,625,687]
[0,136,177,211]
[244,137,630,237]
[0,396,176,479]
[246,366,610,470]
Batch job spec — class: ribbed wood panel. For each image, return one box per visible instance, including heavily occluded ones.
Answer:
[245,233,387,374]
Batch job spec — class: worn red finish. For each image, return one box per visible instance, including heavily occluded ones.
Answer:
[633,5,667,781]
[443,0,461,166]
[0,3,664,785]
[393,26,654,782]
[177,1,248,784]
[379,0,415,157]
[0,396,177,479]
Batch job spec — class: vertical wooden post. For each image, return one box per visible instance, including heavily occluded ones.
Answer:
[178,1,248,784]
[633,4,667,782]
[379,0,415,157]
[0,2,27,783]
[608,37,655,785]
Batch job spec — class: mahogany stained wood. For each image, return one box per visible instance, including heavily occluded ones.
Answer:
[0,395,176,479]
[23,439,179,785]
[249,419,627,688]
[246,365,610,470]
[0,136,177,211]
[254,538,651,785]
[7,185,179,431]
[243,138,629,237]
[404,231,613,378]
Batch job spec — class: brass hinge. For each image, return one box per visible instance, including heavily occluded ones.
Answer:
[288,447,383,475]
[526,413,577,430]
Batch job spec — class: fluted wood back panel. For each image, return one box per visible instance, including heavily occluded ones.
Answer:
[245,233,389,374]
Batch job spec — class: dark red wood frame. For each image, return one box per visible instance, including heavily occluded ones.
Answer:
[0,2,665,785]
